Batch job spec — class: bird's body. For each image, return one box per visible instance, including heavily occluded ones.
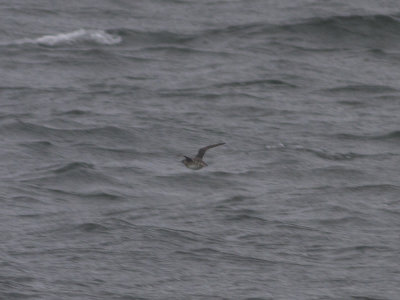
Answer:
[181,143,225,170]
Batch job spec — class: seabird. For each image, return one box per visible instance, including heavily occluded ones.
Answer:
[181,143,225,170]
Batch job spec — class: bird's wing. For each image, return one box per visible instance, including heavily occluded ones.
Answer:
[184,156,194,162]
[195,143,225,159]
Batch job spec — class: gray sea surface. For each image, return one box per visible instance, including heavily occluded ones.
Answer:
[1,1,400,299]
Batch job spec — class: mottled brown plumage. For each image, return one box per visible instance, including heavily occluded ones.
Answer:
[181,143,225,170]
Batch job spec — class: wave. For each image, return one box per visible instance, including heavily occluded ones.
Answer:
[267,143,367,161]
[11,29,122,46]
[75,222,109,233]
[198,13,398,35]
[109,28,192,44]
[296,146,365,161]
[335,130,400,142]
[52,162,95,174]
[178,247,275,265]
[6,14,397,48]
[193,13,400,50]
[284,14,400,33]
[0,120,137,143]
[321,84,398,94]
[344,184,400,193]
[214,79,297,88]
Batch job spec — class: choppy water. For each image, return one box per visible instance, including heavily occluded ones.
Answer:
[1,1,400,299]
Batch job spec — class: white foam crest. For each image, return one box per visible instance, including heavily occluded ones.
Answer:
[14,29,121,46]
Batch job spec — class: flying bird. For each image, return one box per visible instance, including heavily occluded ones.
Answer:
[181,143,225,170]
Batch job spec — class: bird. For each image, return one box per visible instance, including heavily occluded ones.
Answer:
[181,143,225,170]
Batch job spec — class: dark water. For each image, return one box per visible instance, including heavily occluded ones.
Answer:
[1,1,400,299]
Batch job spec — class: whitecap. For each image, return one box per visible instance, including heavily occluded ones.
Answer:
[13,29,122,46]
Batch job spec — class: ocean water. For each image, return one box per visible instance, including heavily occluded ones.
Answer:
[1,1,400,299]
